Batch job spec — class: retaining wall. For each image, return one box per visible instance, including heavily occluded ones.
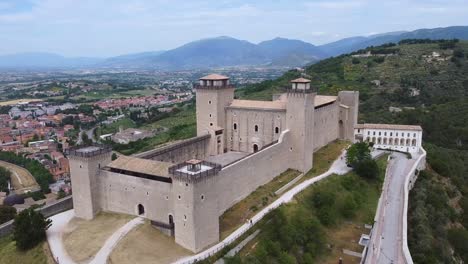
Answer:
[0,196,73,238]
[402,147,426,263]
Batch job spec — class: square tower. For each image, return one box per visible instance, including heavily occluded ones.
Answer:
[196,74,235,155]
[67,145,112,220]
[286,78,316,172]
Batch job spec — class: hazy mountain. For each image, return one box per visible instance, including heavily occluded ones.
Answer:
[2,26,468,69]
[0,52,103,69]
[258,37,327,66]
[320,26,468,56]
[141,36,269,69]
[99,36,327,69]
[99,51,165,68]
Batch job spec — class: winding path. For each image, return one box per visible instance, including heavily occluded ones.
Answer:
[365,152,420,264]
[46,210,144,264]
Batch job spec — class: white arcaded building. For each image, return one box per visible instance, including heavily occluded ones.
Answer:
[354,123,423,153]
[68,74,359,253]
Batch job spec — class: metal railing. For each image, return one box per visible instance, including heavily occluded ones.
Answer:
[168,160,222,183]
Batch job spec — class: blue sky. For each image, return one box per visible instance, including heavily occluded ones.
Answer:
[0,0,467,57]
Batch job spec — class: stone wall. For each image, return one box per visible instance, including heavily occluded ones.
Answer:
[134,134,210,164]
[313,101,340,151]
[0,196,73,238]
[225,108,285,153]
[97,170,174,225]
[215,130,292,214]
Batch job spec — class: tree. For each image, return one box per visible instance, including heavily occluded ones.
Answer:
[57,189,66,199]
[13,208,51,250]
[354,159,379,179]
[111,153,118,161]
[0,167,11,192]
[0,205,16,224]
[346,142,371,166]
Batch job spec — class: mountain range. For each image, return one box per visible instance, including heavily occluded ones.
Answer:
[1,26,468,70]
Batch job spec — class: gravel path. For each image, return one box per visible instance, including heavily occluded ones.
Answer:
[90,217,144,264]
[47,210,143,264]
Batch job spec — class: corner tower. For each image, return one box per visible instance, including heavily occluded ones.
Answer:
[286,78,315,172]
[67,145,112,220]
[196,74,234,155]
[169,160,221,252]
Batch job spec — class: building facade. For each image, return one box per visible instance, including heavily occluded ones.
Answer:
[68,74,359,253]
[354,123,423,153]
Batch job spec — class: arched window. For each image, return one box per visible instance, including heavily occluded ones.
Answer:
[233,123,237,130]
[400,138,405,146]
[275,127,279,134]
[254,125,258,132]
[412,139,417,146]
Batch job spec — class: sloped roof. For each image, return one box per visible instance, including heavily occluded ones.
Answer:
[200,74,229,80]
[315,95,337,107]
[355,123,423,131]
[106,155,172,177]
[290,77,311,83]
[228,99,286,110]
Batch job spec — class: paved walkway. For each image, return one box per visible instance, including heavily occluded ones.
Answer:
[365,152,417,264]
[47,210,75,264]
[46,210,144,264]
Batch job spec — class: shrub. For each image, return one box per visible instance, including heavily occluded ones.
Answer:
[0,205,16,224]
[354,159,379,179]
[13,208,51,250]
[352,58,360,64]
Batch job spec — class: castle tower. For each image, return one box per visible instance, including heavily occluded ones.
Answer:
[67,145,112,220]
[286,78,315,172]
[169,160,221,252]
[338,91,359,141]
[196,74,234,155]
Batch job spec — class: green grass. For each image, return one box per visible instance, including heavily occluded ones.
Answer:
[98,117,136,135]
[219,140,350,240]
[219,169,301,239]
[113,105,196,155]
[0,236,51,264]
[302,140,350,181]
[234,155,388,263]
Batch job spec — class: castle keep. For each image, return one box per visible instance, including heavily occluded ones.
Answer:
[68,74,359,253]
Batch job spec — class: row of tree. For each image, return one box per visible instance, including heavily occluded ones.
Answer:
[0,152,54,193]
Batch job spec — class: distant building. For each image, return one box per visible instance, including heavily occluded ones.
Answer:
[112,128,154,144]
[354,123,423,153]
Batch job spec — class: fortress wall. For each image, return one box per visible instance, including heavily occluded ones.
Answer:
[98,171,174,224]
[225,108,286,153]
[313,101,340,150]
[134,135,210,163]
[214,130,292,215]
[338,91,359,141]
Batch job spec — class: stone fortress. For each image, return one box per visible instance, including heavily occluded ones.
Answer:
[68,74,359,253]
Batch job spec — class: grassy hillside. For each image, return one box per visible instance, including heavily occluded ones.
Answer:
[237,39,468,262]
